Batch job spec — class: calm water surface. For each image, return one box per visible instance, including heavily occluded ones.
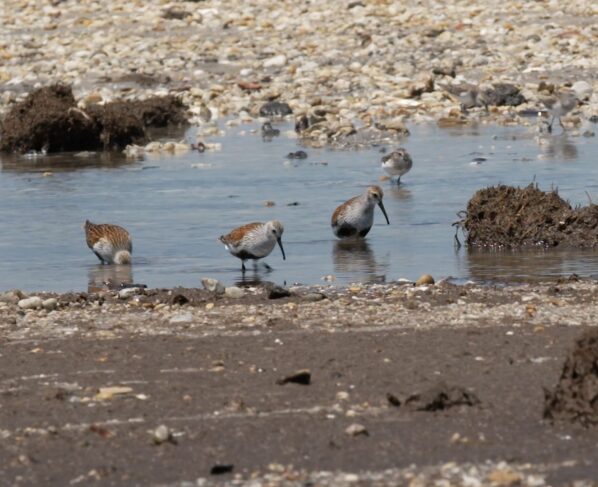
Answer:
[1,122,597,292]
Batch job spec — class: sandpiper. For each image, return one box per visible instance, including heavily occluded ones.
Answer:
[220,220,286,272]
[331,186,390,238]
[381,148,413,184]
[541,90,577,133]
[84,220,132,264]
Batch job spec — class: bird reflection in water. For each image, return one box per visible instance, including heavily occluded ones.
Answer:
[88,264,135,293]
[537,133,578,161]
[234,272,263,288]
[386,184,413,201]
[333,239,386,283]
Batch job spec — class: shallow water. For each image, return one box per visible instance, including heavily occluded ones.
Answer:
[1,122,598,292]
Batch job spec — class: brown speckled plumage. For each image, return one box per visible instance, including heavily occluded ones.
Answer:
[85,221,132,251]
[85,220,132,264]
[219,222,263,246]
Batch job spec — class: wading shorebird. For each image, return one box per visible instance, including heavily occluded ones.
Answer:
[331,186,390,239]
[84,220,132,264]
[220,220,286,272]
[381,148,413,184]
[541,90,578,133]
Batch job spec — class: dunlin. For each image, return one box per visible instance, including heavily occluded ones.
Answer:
[84,220,132,264]
[220,220,286,272]
[331,186,390,239]
[541,90,577,132]
[381,148,413,184]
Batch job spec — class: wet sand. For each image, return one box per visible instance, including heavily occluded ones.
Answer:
[1,279,598,485]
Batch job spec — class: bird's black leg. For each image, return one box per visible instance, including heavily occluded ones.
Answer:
[241,261,246,273]
[397,176,401,185]
[263,263,273,272]
[548,116,554,133]
[558,117,566,130]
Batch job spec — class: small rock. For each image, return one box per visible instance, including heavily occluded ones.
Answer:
[375,118,410,135]
[0,290,25,304]
[486,468,522,486]
[169,312,193,324]
[277,369,311,385]
[94,386,133,401]
[263,54,287,68]
[264,200,276,207]
[416,274,435,286]
[118,287,141,299]
[571,81,592,101]
[152,424,175,445]
[345,423,369,437]
[224,286,244,299]
[303,292,326,302]
[18,296,43,310]
[261,121,280,137]
[266,284,291,299]
[259,101,293,117]
[42,298,58,311]
[286,150,308,159]
[201,278,225,294]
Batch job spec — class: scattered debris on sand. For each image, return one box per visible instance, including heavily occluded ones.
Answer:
[404,382,481,411]
[460,184,598,249]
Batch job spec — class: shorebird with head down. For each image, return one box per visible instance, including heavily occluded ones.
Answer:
[381,148,413,184]
[84,220,132,264]
[331,186,390,239]
[220,220,286,272]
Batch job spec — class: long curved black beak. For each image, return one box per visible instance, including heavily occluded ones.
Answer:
[277,238,286,260]
[378,201,390,225]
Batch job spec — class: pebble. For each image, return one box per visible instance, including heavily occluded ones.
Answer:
[259,101,293,118]
[0,290,25,304]
[169,312,194,324]
[18,296,43,310]
[201,278,225,295]
[42,298,58,311]
[118,287,141,299]
[303,292,327,302]
[267,285,291,300]
[416,274,435,286]
[224,287,244,299]
[152,424,173,445]
[345,423,369,437]
[263,54,287,68]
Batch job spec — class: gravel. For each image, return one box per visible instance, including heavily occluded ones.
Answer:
[1,0,596,146]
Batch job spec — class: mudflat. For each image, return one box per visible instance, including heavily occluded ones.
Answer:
[1,280,597,485]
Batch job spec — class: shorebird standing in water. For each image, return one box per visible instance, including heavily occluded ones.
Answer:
[331,186,390,239]
[220,220,286,272]
[84,220,132,264]
[541,90,578,133]
[381,148,413,184]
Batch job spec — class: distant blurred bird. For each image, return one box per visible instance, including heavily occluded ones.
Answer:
[441,83,489,113]
[540,90,578,133]
[331,186,390,239]
[381,148,413,184]
[84,220,132,265]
